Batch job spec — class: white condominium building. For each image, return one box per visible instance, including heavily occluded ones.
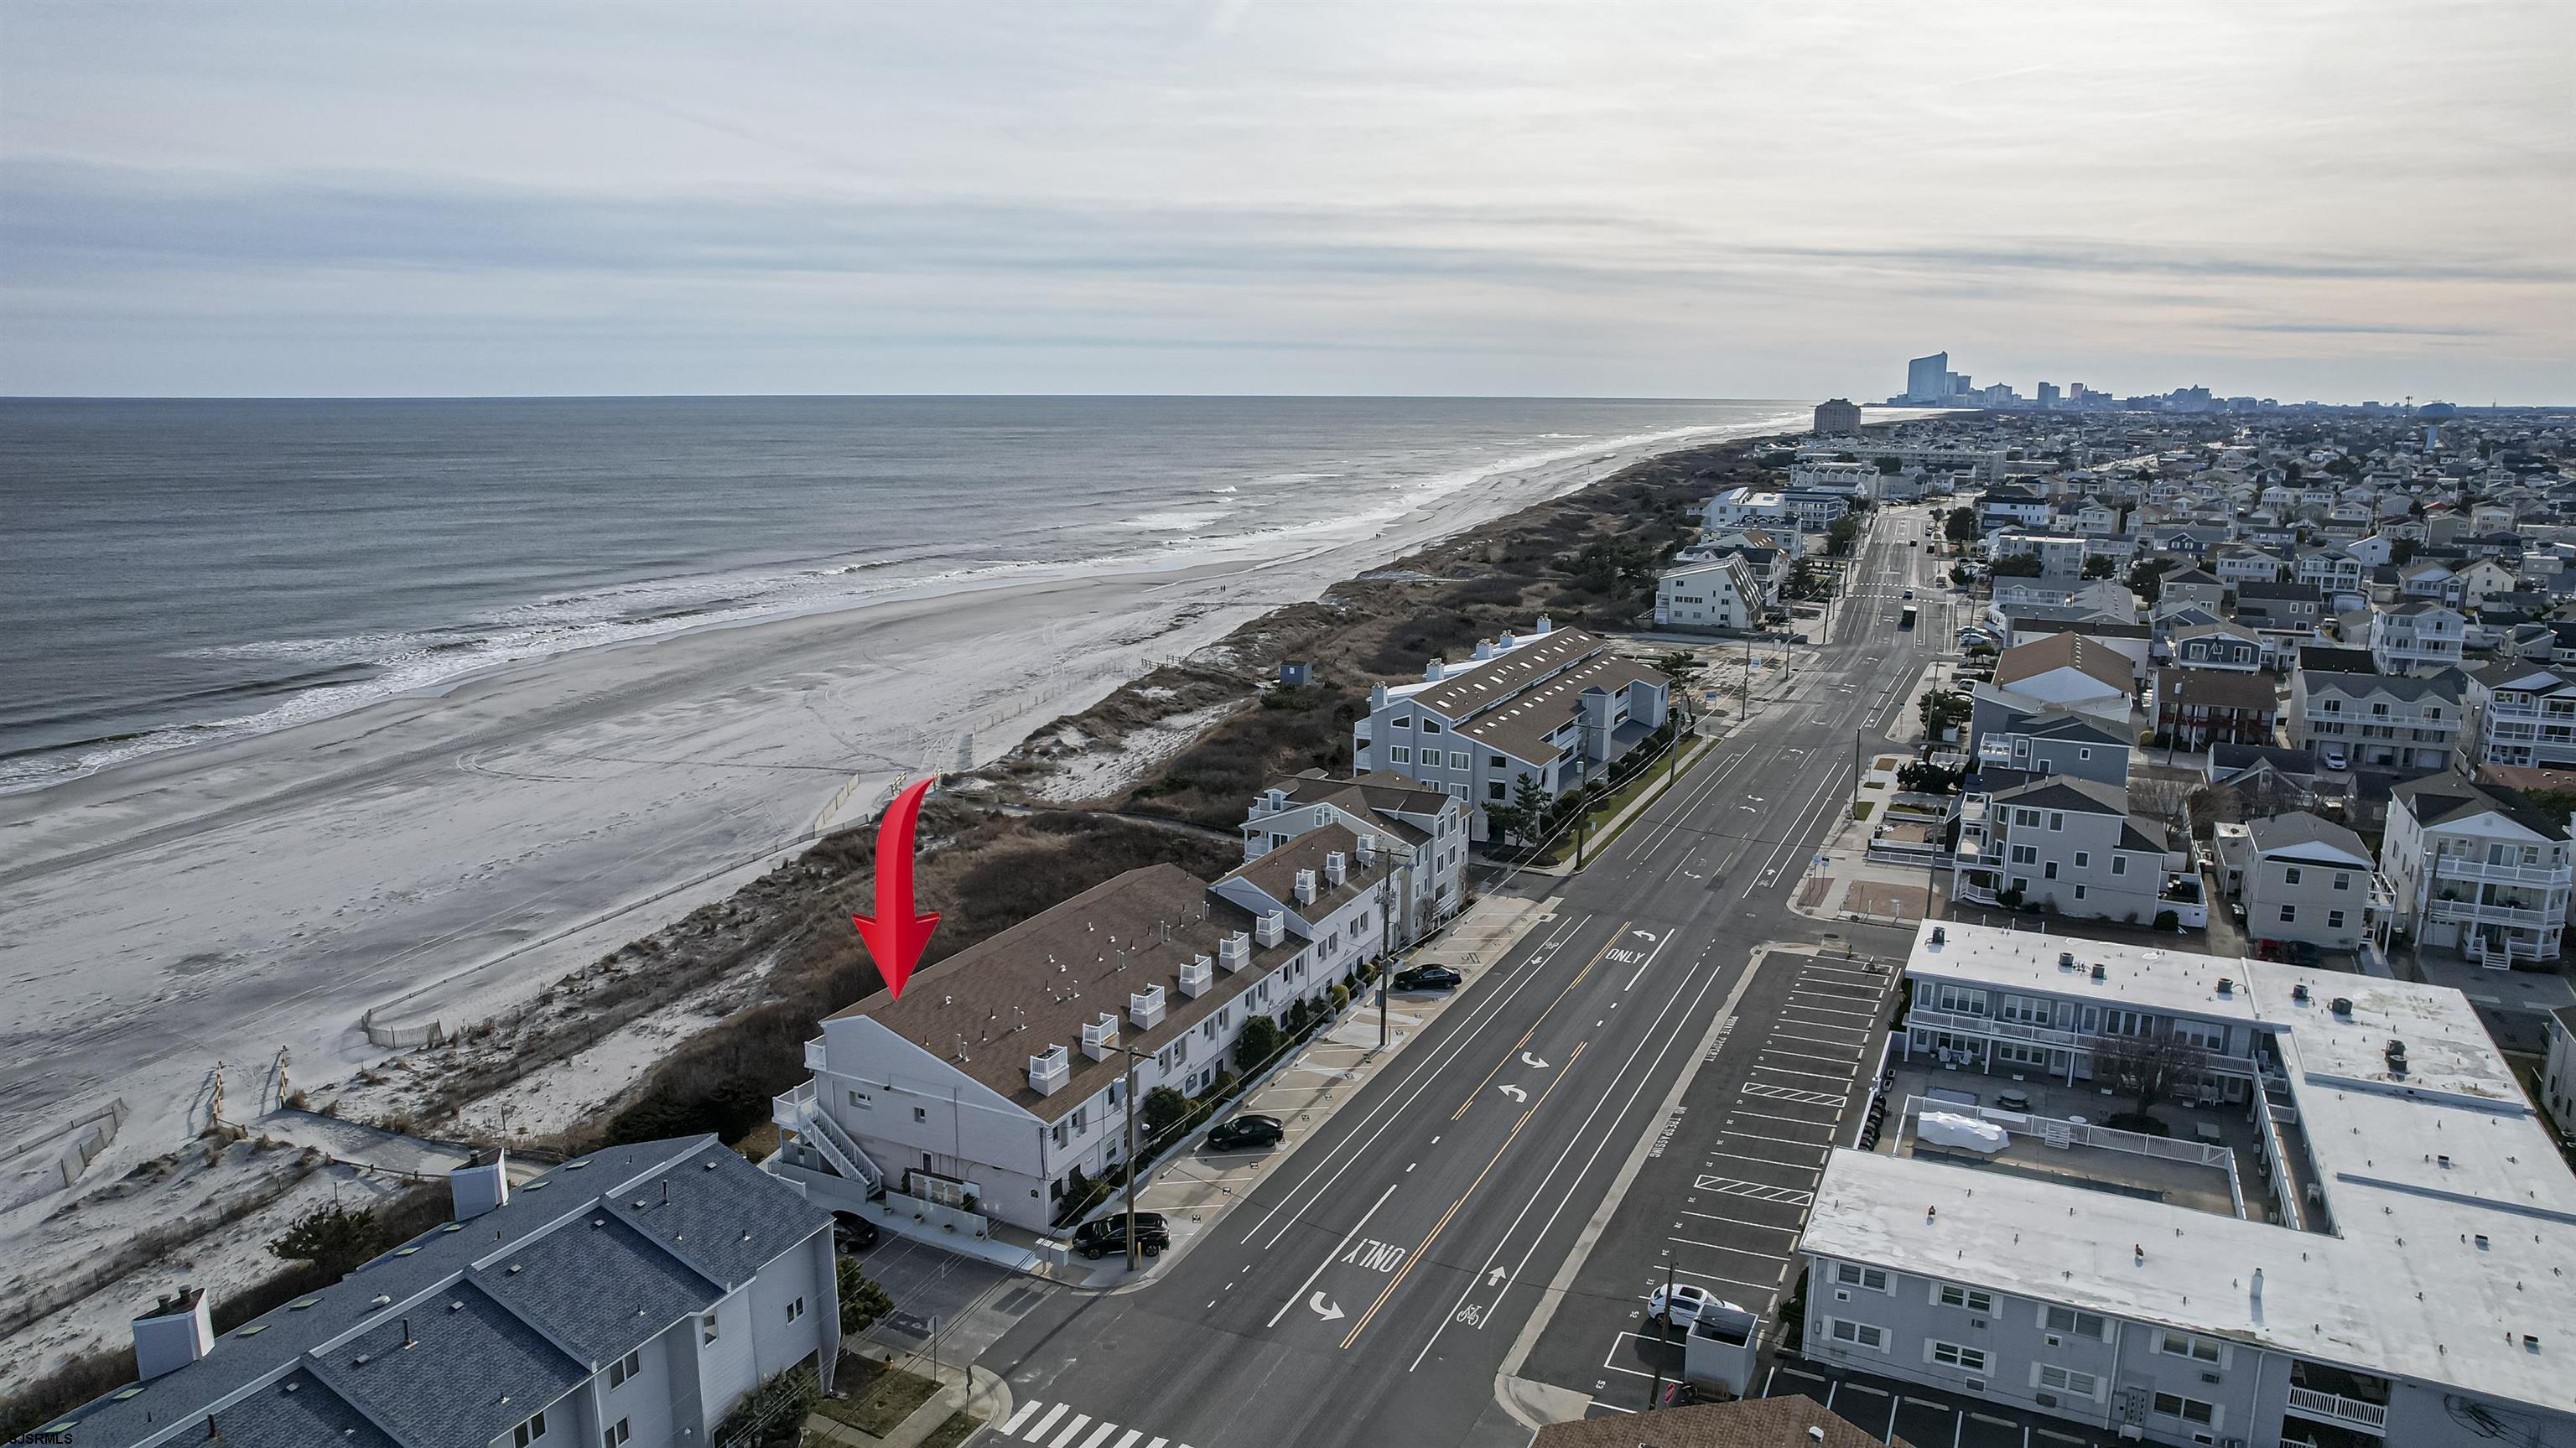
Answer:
[1351,617,1670,841]
[1654,556,1765,631]
[1804,920,2576,1448]
[2368,601,2466,675]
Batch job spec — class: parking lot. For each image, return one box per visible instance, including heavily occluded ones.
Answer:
[849,1224,1045,1366]
[1522,949,1898,1414]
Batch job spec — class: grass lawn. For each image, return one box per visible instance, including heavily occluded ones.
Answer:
[917,1411,986,1448]
[816,1358,942,1437]
[1851,800,1874,820]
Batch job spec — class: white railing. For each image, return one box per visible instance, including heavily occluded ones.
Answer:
[2285,1385,2389,1430]
[1902,1096,2235,1172]
[2429,898,2556,929]
[771,1082,884,1196]
[2434,855,2568,888]
[1909,1006,2080,1050]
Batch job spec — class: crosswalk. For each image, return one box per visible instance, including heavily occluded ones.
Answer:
[998,1399,1200,1448]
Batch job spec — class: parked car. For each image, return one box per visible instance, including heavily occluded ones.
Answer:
[833,1213,881,1253]
[1646,1282,1744,1333]
[2321,745,2349,771]
[1206,1114,1285,1152]
[1072,1212,1170,1259]
[1390,965,1462,992]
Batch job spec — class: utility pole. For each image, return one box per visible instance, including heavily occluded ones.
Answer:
[1574,810,1592,871]
[1741,632,1752,721]
[1376,869,1395,1051]
[1649,1254,1679,1410]
[1120,1046,1140,1273]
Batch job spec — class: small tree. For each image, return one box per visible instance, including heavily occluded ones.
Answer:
[1235,1014,1282,1072]
[1988,553,2045,578]
[2080,554,2116,579]
[2127,556,2181,603]
[1918,688,1971,740]
[837,1255,894,1334]
[1142,1085,1192,1135]
[2088,1030,2208,1115]
[1945,507,1980,544]
[1506,775,1550,846]
[268,1202,383,1281]
[2390,537,2418,565]
[1826,514,1862,557]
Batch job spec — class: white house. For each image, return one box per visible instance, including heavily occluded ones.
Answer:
[2214,810,2381,952]
[1702,485,1793,530]
[2468,661,2576,771]
[2369,601,2467,676]
[1240,771,1468,941]
[2380,774,2575,968]
[1654,556,1765,631]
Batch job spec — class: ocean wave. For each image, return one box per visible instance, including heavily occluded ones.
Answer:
[2,409,1807,796]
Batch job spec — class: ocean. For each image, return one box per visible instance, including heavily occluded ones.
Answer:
[0,395,1804,791]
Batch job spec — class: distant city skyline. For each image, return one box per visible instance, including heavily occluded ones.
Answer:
[3,3,2571,400]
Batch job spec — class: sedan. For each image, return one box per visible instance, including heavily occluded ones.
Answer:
[1389,965,1462,992]
[1646,1283,1745,1333]
[1206,1114,1285,1152]
[832,1213,881,1253]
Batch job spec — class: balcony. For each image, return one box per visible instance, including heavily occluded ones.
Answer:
[1909,1006,2080,1050]
[2285,1384,2390,1432]
[2434,855,2568,889]
[2428,897,2556,930]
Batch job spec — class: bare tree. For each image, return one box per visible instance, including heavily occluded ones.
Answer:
[2088,1030,2210,1116]
[2127,776,2195,833]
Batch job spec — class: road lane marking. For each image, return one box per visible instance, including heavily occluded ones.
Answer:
[1021,1404,1067,1440]
[1002,1403,1043,1435]
[1344,1040,1587,1350]
[1265,1181,1400,1327]
[1452,923,1627,1120]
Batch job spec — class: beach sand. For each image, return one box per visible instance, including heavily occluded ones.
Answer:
[0,418,1801,1203]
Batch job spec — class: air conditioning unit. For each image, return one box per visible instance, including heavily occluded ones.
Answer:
[2035,1393,2060,1409]
[2200,1371,2221,1384]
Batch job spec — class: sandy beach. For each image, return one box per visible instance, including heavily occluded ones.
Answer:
[0,415,1800,1202]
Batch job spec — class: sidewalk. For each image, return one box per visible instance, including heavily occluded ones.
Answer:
[807,1342,1010,1448]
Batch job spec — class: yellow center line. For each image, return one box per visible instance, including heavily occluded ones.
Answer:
[1450,919,1627,1122]
[1343,1040,1589,1352]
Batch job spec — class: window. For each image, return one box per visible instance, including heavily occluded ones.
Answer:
[2111,856,2127,875]
[2328,910,2345,929]
[912,1105,927,1123]
[1391,715,1410,729]
[2072,884,2087,900]
[1935,1284,1993,1313]
[602,1421,631,1448]
[1421,719,1442,734]
[1389,746,1411,764]
[512,1412,549,1448]
[1449,751,1469,769]
[2278,905,2297,923]
[1929,1340,1988,1373]
[2047,812,2064,832]
[1488,754,1506,768]
[2153,1393,2217,1426]
[701,1313,719,1345]
[1833,1263,1890,1292]
[2284,866,2303,885]
[1488,781,1506,801]
[2043,862,2059,880]
[1826,1317,1886,1350]
[2072,851,2090,869]
[2158,1330,2222,1364]
[2044,1305,2108,1339]
[2333,871,2350,890]
[787,1296,806,1324]
[607,1350,641,1388]
[2009,845,2038,865]
[1050,1120,1067,1149]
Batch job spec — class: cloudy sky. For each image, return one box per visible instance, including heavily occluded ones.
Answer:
[4,2,2571,401]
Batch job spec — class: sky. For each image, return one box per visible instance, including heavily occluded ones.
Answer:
[3,1,2572,402]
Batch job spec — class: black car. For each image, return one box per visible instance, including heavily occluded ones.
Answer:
[1206,1114,1285,1152]
[1390,965,1462,992]
[1072,1212,1170,1260]
[832,1213,881,1253]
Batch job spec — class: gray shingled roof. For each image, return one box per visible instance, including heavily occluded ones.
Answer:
[1990,776,2127,816]
[471,1211,719,1364]
[2243,811,2370,864]
[54,1138,825,1448]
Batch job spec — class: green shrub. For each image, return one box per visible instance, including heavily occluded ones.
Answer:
[2154,909,2180,932]
[837,1255,894,1334]
[1234,1015,1282,1072]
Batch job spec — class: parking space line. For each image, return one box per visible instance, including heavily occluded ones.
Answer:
[1760,1046,1855,1067]
[1727,1108,1839,1129]
[1706,1147,1822,1171]
[1753,1062,1854,1083]
[1786,995,1882,1016]
[1778,1009,1873,1030]
[1669,1265,1782,1295]
[1769,1030,1864,1051]
[1740,1082,1847,1106]
[1718,1128,1831,1149]
[1678,1207,1801,1233]
[1664,1233,1788,1262]
[1690,1174,1815,1204]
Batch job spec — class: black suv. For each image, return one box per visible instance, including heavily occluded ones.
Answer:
[1390,965,1462,992]
[1072,1211,1170,1259]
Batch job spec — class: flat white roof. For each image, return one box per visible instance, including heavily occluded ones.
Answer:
[1805,920,2576,1413]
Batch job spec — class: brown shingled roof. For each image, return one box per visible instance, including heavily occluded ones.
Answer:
[1406,627,1607,717]
[827,838,1385,1120]
[1458,653,1667,763]
[1992,631,2132,694]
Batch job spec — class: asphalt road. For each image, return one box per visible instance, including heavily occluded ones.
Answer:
[976,504,1951,1448]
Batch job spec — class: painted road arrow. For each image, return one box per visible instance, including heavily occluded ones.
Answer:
[1486,1267,1507,1287]
[1519,1051,1549,1069]
[853,778,941,999]
[1310,1292,1345,1322]
[1498,1084,1527,1103]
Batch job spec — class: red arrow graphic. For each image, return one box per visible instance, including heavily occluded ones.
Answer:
[853,778,940,999]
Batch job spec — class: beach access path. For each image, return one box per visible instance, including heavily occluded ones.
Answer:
[0,423,1794,1316]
